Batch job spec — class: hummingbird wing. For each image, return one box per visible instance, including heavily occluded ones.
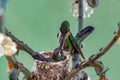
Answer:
[69,34,85,60]
[75,26,94,42]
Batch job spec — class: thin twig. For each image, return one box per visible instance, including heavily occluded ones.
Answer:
[78,0,83,32]
[6,56,32,80]
[5,29,35,56]
[5,29,35,80]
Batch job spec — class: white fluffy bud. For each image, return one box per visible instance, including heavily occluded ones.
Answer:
[0,33,5,57]
[0,33,17,57]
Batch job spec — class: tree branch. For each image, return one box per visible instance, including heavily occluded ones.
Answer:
[0,0,35,79]
[65,25,120,80]
[5,29,35,56]
[4,29,35,80]
[6,56,32,80]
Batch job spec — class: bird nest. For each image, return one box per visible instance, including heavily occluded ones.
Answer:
[32,51,70,80]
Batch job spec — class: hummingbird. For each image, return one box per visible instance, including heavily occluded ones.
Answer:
[57,20,83,59]
[52,47,64,61]
[57,20,94,60]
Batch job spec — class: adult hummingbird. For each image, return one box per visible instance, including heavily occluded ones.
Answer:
[57,20,94,60]
[57,20,84,59]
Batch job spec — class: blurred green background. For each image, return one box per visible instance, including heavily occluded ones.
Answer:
[0,0,120,80]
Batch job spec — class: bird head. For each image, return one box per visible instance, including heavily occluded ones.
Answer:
[60,20,70,35]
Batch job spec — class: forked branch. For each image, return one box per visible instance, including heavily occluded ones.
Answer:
[65,25,120,80]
